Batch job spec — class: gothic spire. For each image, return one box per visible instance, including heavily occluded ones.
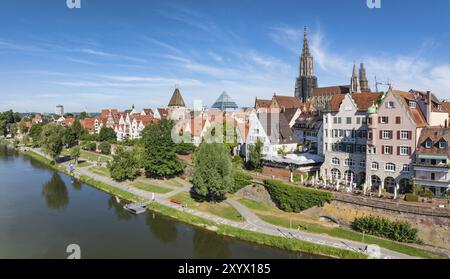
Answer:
[302,26,310,55]
[359,63,370,92]
[351,63,360,93]
[299,26,314,77]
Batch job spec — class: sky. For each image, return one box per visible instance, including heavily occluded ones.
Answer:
[1,0,450,113]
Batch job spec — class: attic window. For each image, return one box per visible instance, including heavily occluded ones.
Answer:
[437,104,442,110]
[386,101,395,108]
[439,141,447,149]
[425,140,432,149]
[409,101,417,108]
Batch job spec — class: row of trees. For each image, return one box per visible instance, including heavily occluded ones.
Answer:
[0,110,22,137]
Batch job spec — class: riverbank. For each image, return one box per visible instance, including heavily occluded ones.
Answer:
[18,147,366,259]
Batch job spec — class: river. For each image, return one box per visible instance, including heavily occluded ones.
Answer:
[0,145,315,259]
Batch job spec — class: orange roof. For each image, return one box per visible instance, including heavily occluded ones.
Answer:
[64,117,75,126]
[273,95,304,109]
[393,90,428,128]
[255,99,272,109]
[80,118,96,131]
[329,93,381,112]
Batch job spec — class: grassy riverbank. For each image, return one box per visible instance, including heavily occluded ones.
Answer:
[238,198,445,259]
[20,148,368,259]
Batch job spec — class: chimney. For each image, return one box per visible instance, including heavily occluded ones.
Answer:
[426,91,432,124]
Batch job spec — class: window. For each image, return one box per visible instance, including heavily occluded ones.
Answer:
[385,163,396,172]
[371,162,379,170]
[338,117,342,124]
[360,160,366,168]
[346,117,352,124]
[400,146,410,156]
[332,158,340,165]
[344,159,354,166]
[425,140,432,149]
[325,117,328,124]
[387,101,395,108]
[396,117,401,124]
[346,145,353,153]
[380,116,389,124]
[439,141,447,149]
[402,164,410,173]
[384,145,393,155]
[409,101,417,108]
[333,117,338,124]
[356,117,361,124]
[383,130,393,139]
[400,130,410,140]
[362,117,367,125]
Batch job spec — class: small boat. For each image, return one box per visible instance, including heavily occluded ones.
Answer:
[123,203,146,215]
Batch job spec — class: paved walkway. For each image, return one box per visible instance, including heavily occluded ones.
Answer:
[26,148,417,259]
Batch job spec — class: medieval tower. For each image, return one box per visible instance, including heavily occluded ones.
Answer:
[294,26,318,102]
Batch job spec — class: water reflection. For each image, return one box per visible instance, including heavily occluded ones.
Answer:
[107,196,136,220]
[146,213,178,243]
[41,172,69,209]
[71,179,82,191]
[193,229,231,259]
[0,144,17,161]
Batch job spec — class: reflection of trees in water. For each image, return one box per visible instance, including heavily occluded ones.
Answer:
[107,196,135,220]
[193,229,231,259]
[71,180,82,191]
[0,145,17,162]
[41,172,69,209]
[146,213,178,243]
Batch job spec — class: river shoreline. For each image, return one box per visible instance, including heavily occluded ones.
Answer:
[10,145,366,259]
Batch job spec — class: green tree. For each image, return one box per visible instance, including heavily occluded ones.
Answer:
[107,147,140,181]
[71,119,86,138]
[7,123,17,138]
[141,119,183,178]
[99,126,117,143]
[0,120,6,137]
[192,143,233,202]
[78,112,88,120]
[40,123,65,160]
[98,141,111,155]
[62,127,78,148]
[247,138,263,170]
[70,146,81,164]
[29,123,46,147]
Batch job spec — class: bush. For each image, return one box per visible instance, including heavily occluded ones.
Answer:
[405,193,419,202]
[352,215,418,243]
[263,179,333,212]
[231,171,253,193]
[81,141,96,151]
[175,142,196,155]
[98,141,111,155]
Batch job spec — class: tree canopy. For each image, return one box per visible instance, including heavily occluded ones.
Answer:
[247,138,263,170]
[108,147,140,181]
[141,119,183,178]
[99,126,117,143]
[40,123,65,160]
[192,143,233,202]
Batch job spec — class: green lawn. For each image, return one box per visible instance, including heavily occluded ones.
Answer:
[80,150,111,163]
[238,198,270,211]
[253,208,445,259]
[131,181,172,194]
[89,166,110,177]
[76,161,92,168]
[170,193,245,222]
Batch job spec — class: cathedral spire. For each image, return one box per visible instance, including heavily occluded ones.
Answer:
[359,63,370,92]
[351,63,360,93]
[295,26,318,102]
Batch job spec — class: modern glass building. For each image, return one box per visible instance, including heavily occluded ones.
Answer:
[211,91,239,110]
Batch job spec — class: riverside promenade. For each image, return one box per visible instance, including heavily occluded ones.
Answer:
[26,147,417,259]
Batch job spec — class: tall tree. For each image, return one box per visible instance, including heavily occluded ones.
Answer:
[40,123,65,160]
[141,119,183,178]
[192,143,233,202]
[108,147,140,181]
[71,119,85,138]
[99,126,116,143]
[29,123,45,147]
[62,127,78,148]
[247,138,263,170]
[70,146,81,164]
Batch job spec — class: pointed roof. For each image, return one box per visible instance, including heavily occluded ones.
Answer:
[168,88,186,107]
[302,26,310,56]
[211,91,238,110]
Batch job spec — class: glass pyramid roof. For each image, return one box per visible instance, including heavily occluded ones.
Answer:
[211,91,239,110]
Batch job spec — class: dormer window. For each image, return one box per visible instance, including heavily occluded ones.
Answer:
[437,104,442,110]
[439,141,447,149]
[425,140,432,149]
[386,101,395,108]
[409,101,417,108]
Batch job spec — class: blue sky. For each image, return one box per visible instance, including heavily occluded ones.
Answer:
[1,0,450,112]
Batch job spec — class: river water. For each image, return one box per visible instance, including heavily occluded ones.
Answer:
[0,145,315,259]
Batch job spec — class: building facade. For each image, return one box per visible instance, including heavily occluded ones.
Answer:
[321,92,381,186]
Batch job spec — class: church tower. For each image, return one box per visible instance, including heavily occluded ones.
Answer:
[294,26,318,102]
[350,63,360,93]
[359,63,370,92]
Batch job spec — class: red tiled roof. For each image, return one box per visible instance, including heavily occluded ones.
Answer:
[416,127,450,155]
[255,99,272,109]
[157,108,169,119]
[393,90,428,128]
[273,95,304,109]
[329,93,381,112]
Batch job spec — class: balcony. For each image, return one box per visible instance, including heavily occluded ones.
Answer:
[413,177,450,188]
[414,164,450,172]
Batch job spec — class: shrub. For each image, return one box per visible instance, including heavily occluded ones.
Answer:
[231,171,253,193]
[263,179,333,212]
[81,141,96,151]
[98,141,111,155]
[405,193,419,202]
[352,215,418,243]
